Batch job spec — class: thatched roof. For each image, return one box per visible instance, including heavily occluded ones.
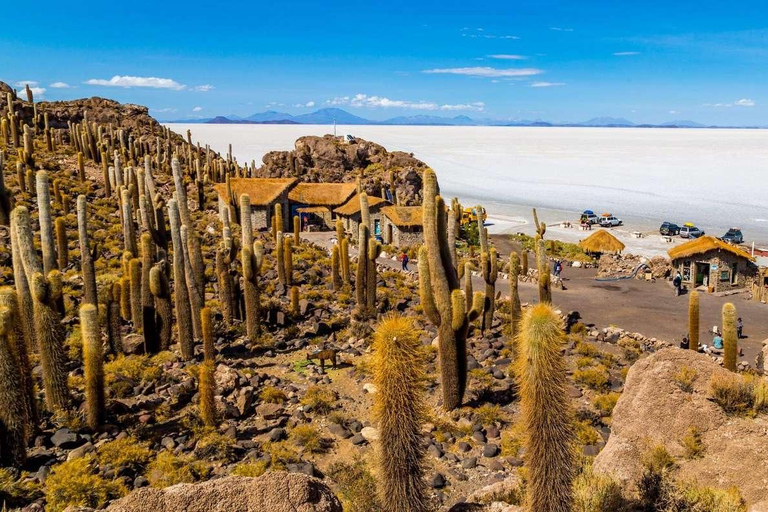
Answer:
[668,236,755,261]
[381,206,423,228]
[296,206,330,214]
[213,178,297,206]
[288,183,357,207]
[334,193,389,216]
[578,230,626,254]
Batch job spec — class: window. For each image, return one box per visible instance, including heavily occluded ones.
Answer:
[731,262,738,285]
[682,260,692,282]
[720,270,730,282]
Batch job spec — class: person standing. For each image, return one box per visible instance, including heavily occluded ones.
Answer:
[401,251,409,271]
[673,272,682,296]
[737,317,744,339]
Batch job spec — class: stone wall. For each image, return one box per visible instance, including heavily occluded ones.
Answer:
[390,225,423,247]
[674,249,757,293]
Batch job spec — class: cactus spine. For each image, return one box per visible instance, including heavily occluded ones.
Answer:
[199,307,216,427]
[419,169,482,410]
[373,314,427,512]
[149,264,172,351]
[77,195,98,310]
[723,303,738,371]
[688,291,699,351]
[515,303,574,512]
[536,238,551,303]
[80,304,105,429]
[0,304,27,467]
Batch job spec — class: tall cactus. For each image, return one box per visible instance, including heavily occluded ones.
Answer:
[180,226,203,341]
[140,234,158,352]
[331,245,342,291]
[373,314,427,512]
[168,199,194,359]
[723,303,738,371]
[242,241,265,338]
[0,303,27,467]
[463,262,473,312]
[199,308,216,427]
[515,303,574,512]
[522,250,529,276]
[77,195,98,310]
[80,304,105,429]
[0,150,10,225]
[36,171,58,275]
[481,248,498,333]
[355,224,369,319]
[121,187,138,256]
[447,198,461,270]
[150,264,173,351]
[688,291,699,351]
[276,231,286,287]
[0,287,36,427]
[508,252,523,340]
[341,237,350,285]
[532,207,546,239]
[272,203,283,239]
[55,216,68,269]
[293,215,300,243]
[290,286,300,317]
[106,282,123,355]
[367,236,382,315]
[215,243,234,324]
[171,157,192,228]
[536,238,551,304]
[129,258,142,332]
[283,236,293,287]
[419,169,483,410]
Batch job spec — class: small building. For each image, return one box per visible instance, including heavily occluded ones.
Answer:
[334,193,390,240]
[668,236,757,293]
[213,178,297,231]
[288,182,357,231]
[578,229,625,255]
[381,205,424,247]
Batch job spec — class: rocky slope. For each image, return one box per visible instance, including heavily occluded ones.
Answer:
[257,135,426,205]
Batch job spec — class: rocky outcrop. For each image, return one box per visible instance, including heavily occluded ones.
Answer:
[597,253,671,279]
[593,348,768,505]
[106,473,342,512]
[258,135,426,205]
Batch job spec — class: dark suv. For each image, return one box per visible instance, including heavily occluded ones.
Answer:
[721,228,743,244]
[660,222,680,236]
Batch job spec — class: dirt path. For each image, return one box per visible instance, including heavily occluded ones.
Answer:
[301,232,768,365]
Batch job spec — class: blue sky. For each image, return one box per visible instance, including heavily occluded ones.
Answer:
[3,0,768,124]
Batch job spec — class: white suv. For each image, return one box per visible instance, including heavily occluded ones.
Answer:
[600,215,622,227]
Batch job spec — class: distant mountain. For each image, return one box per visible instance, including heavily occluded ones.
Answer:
[292,108,371,125]
[205,116,299,125]
[245,110,295,122]
[381,114,477,126]
[659,120,706,128]
[576,117,636,127]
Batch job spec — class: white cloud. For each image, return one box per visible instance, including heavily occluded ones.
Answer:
[669,110,680,114]
[152,108,178,113]
[488,54,527,60]
[423,67,543,77]
[530,81,565,87]
[461,28,519,39]
[192,106,203,112]
[18,86,46,98]
[735,98,755,107]
[550,27,574,32]
[49,82,72,88]
[293,101,316,108]
[192,84,214,92]
[85,75,186,90]
[15,80,38,87]
[613,51,641,56]
[704,98,755,107]
[325,94,485,112]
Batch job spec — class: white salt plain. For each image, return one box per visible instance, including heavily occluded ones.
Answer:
[167,124,768,252]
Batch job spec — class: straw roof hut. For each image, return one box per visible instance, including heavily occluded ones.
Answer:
[288,182,357,207]
[578,230,626,254]
[213,178,297,206]
[381,206,424,246]
[667,236,757,293]
[668,236,754,262]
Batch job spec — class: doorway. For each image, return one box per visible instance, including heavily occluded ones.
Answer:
[695,262,710,287]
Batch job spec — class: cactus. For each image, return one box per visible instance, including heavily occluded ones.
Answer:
[215,245,234,324]
[341,237,350,285]
[688,291,699,351]
[276,231,286,286]
[522,250,529,276]
[240,195,253,250]
[536,239,551,304]
[283,236,293,287]
[355,224,369,319]
[293,215,300,243]
[121,187,138,256]
[77,195,98,310]
[180,229,203,342]
[36,171,58,275]
[331,245,342,291]
[0,151,10,226]
[150,264,173,351]
[463,262,473,312]
[515,303,574,512]
[119,276,131,322]
[372,314,428,512]
[290,286,300,317]
[187,231,206,300]
[476,206,488,254]
[128,258,142,332]
[0,304,28,467]
[272,203,283,239]
[508,252,523,340]
[532,207,546,239]
[201,307,215,362]
[242,241,265,339]
[0,287,37,427]
[140,234,158,352]
[419,169,483,410]
[722,303,738,371]
[106,281,123,355]
[55,216,68,269]
[171,158,192,228]
[199,308,216,427]
[77,152,85,181]
[481,248,498,333]
[80,304,105,429]
[367,236,382,315]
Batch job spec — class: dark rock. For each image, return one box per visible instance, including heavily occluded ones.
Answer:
[269,428,286,442]
[461,457,477,469]
[134,476,149,488]
[471,431,486,444]
[350,433,367,445]
[427,444,444,459]
[483,444,500,458]
[430,473,446,489]
[328,424,352,439]
[51,428,79,449]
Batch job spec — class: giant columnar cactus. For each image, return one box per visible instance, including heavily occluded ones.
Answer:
[355,224,370,319]
[463,262,473,313]
[448,198,462,270]
[331,245,342,291]
[276,231,286,287]
[181,228,203,341]
[476,206,488,254]
[283,236,293,287]
[240,195,253,250]
[199,308,216,427]
[171,158,192,228]
[359,193,370,230]
[722,303,738,371]
[0,303,28,467]
[515,303,574,512]
[150,264,172,351]
[140,234,158,352]
[521,250,529,276]
[121,187,138,256]
[272,203,283,239]
[341,237,350,285]
[168,199,194,359]
[688,291,699,351]
[119,276,131,322]
[532,207,546,239]
[55,216,68,269]
[80,304,105,429]
[290,286,300,317]
[216,244,234,324]
[102,157,111,198]
[36,171,58,275]
[201,306,215,362]
[22,126,34,167]
[0,287,36,427]
[106,281,123,355]
[293,215,300,243]
[508,252,523,340]
[186,230,205,300]
[153,194,169,254]
[77,195,98,310]
[419,169,483,410]
[77,152,85,181]
[481,248,498,333]
[536,239,551,304]
[373,314,428,512]
[242,241,265,338]
[367,237,382,315]
[0,150,10,226]
[129,258,142,332]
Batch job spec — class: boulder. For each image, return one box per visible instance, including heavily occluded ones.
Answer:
[593,348,768,505]
[107,473,342,512]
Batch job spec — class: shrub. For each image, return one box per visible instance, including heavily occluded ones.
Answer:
[474,404,506,425]
[592,392,620,417]
[262,441,300,469]
[194,430,236,461]
[574,365,610,390]
[709,373,758,415]
[301,386,337,415]
[638,444,676,508]
[327,459,383,512]
[681,426,704,459]
[665,482,746,512]
[231,460,269,477]
[500,422,526,457]
[259,386,287,404]
[576,356,595,369]
[97,437,153,470]
[0,468,42,507]
[575,342,597,358]
[45,456,127,512]
[574,420,601,446]
[617,337,642,363]
[289,424,328,454]
[572,462,625,512]
[145,451,210,488]
[674,366,697,393]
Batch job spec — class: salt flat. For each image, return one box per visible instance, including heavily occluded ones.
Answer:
[167,123,768,244]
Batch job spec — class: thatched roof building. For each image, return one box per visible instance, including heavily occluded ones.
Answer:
[667,236,757,293]
[288,182,357,208]
[381,206,424,246]
[213,178,297,206]
[668,236,754,262]
[578,230,626,254]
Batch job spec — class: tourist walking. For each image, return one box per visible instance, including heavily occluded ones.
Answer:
[673,272,682,296]
[553,260,563,279]
[400,251,409,271]
[737,317,744,339]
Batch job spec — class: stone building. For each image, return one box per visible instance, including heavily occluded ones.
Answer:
[381,206,424,246]
[213,178,297,231]
[668,236,757,293]
[333,193,390,240]
[287,182,357,231]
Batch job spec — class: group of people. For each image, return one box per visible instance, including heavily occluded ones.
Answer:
[681,317,745,353]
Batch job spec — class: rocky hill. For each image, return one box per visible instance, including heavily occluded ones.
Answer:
[257,135,426,205]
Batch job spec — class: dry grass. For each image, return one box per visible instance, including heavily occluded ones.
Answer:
[709,373,768,416]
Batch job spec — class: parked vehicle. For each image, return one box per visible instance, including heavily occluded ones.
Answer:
[581,210,600,224]
[721,228,743,244]
[660,222,681,236]
[599,215,622,227]
[680,225,704,238]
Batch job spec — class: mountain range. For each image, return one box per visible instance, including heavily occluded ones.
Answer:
[161,108,748,129]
